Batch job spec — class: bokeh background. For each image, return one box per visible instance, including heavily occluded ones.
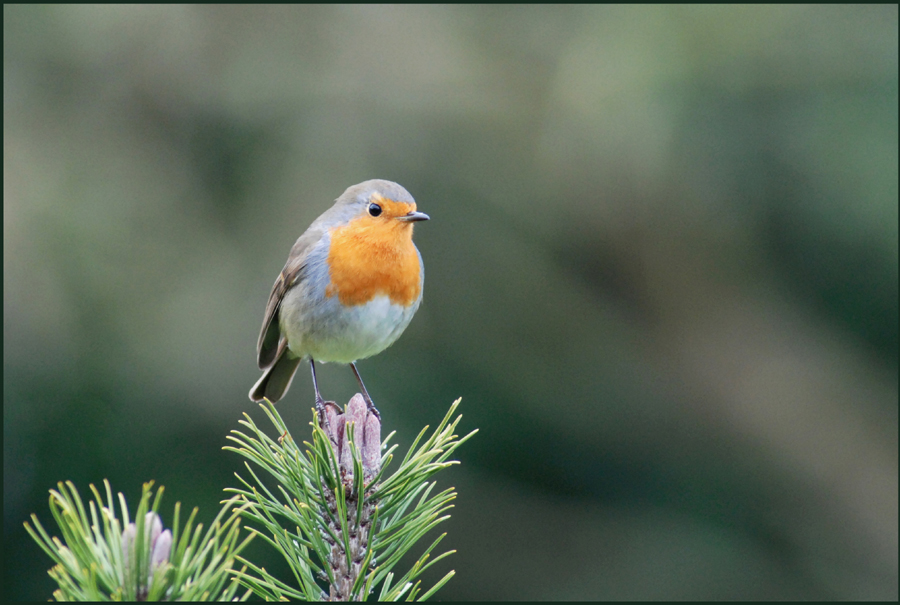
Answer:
[4,5,897,600]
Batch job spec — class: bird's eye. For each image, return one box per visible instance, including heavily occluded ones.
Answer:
[368,203,382,217]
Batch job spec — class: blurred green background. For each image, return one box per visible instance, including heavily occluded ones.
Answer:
[4,5,897,600]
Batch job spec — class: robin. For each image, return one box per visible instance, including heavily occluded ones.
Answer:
[249,179,428,419]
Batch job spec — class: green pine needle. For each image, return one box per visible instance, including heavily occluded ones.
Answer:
[225,397,476,601]
[24,480,253,601]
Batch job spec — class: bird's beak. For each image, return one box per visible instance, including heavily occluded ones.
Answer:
[397,211,430,222]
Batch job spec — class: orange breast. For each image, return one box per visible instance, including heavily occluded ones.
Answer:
[325,201,422,307]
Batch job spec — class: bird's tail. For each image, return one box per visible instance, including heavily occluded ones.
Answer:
[249,346,302,403]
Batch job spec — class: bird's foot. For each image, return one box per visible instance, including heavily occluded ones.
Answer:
[361,392,381,421]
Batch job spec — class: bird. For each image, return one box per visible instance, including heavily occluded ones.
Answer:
[249,179,428,420]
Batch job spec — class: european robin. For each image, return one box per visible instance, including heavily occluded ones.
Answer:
[249,179,428,418]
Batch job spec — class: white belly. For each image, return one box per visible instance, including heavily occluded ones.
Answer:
[280,291,419,364]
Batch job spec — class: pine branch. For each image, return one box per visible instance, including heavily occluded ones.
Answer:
[24,480,253,601]
[225,394,476,601]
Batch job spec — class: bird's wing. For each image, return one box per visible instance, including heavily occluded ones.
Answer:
[255,227,324,369]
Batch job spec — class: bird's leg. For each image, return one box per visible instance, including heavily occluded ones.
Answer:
[310,358,326,419]
[312,358,340,426]
[350,362,381,420]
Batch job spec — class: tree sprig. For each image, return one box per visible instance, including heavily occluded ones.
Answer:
[225,396,476,601]
[24,480,253,601]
